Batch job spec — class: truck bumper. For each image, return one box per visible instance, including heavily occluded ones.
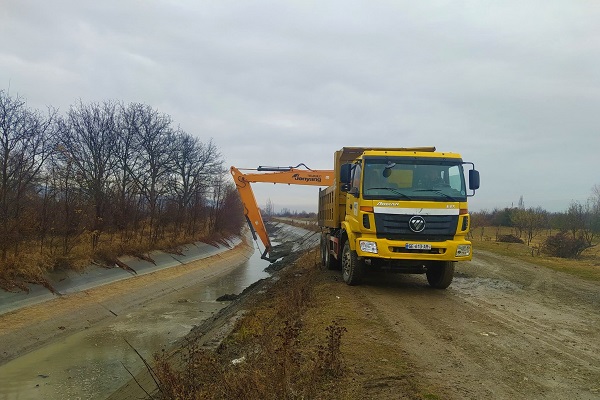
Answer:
[353,237,473,262]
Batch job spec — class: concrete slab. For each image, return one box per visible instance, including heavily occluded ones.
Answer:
[0,237,244,316]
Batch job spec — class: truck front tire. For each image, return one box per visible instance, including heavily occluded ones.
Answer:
[342,241,364,285]
[426,261,455,289]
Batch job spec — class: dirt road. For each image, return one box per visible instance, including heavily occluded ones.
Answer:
[350,250,600,399]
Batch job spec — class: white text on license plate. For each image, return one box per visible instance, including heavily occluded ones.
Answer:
[405,243,432,250]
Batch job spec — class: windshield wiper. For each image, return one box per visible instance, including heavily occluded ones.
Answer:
[365,187,412,200]
[413,189,457,200]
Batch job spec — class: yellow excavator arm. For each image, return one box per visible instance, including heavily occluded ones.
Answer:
[230,164,334,260]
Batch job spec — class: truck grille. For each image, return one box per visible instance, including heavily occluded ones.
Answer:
[373,213,458,241]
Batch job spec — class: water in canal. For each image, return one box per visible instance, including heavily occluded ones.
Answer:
[0,245,271,400]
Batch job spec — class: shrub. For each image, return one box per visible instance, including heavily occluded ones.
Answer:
[497,234,524,244]
[542,232,588,258]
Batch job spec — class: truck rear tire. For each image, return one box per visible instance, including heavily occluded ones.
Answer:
[320,237,328,267]
[321,235,340,270]
[426,261,455,289]
[342,241,364,285]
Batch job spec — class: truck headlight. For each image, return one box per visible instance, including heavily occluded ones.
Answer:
[456,244,471,257]
[359,240,378,254]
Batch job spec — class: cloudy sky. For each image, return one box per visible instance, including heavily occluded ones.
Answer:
[2,1,599,213]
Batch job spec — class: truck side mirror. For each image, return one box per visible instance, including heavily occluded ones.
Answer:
[340,163,352,190]
[469,169,480,190]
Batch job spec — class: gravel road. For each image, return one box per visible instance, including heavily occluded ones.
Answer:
[357,250,600,399]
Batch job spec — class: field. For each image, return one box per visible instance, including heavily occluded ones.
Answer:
[470,225,600,281]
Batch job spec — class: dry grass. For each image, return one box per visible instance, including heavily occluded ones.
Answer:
[149,249,430,400]
[0,225,237,292]
[0,252,55,293]
[471,226,600,281]
[150,250,351,399]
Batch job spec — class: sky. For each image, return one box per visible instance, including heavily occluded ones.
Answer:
[2,0,599,213]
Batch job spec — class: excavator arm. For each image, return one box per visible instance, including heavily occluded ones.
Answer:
[230,164,334,261]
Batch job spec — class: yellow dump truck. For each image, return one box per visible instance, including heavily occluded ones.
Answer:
[318,147,480,288]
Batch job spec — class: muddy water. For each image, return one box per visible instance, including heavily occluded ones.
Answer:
[0,246,270,400]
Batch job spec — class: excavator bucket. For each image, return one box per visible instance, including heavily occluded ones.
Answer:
[262,242,294,262]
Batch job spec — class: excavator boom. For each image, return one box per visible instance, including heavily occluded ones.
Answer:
[231,165,334,261]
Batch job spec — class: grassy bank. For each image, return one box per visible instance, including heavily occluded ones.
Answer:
[0,227,239,293]
[471,226,600,282]
[150,249,430,400]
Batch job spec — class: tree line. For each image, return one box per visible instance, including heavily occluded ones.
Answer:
[0,89,243,276]
[471,187,600,257]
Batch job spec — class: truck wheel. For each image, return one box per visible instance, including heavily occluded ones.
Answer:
[320,236,329,267]
[320,236,329,268]
[426,261,455,289]
[341,241,364,285]
[321,235,340,270]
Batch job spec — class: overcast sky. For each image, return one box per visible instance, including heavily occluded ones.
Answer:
[2,1,599,213]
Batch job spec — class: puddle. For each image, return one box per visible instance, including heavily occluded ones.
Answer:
[0,245,270,400]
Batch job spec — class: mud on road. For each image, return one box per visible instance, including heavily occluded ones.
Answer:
[351,249,600,399]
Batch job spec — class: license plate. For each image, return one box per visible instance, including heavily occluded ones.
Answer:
[405,243,432,250]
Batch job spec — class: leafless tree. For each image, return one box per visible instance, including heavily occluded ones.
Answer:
[59,100,119,248]
[111,102,143,240]
[125,103,176,242]
[509,207,548,246]
[566,201,586,239]
[169,132,223,234]
[590,184,600,240]
[264,198,275,218]
[565,199,597,247]
[47,148,87,257]
[0,90,57,259]
[214,183,244,234]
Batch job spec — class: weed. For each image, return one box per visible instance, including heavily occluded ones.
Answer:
[542,231,588,258]
[149,250,349,399]
[314,321,348,378]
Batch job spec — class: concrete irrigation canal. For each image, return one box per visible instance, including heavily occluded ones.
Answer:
[0,222,319,400]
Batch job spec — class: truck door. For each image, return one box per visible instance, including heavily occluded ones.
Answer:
[345,162,362,230]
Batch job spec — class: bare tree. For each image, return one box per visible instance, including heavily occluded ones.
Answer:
[48,148,87,257]
[110,102,143,240]
[0,90,57,259]
[564,199,598,247]
[509,207,547,246]
[566,201,585,239]
[214,183,244,234]
[125,103,176,242]
[59,100,119,248]
[589,184,600,241]
[264,198,275,218]
[169,133,223,234]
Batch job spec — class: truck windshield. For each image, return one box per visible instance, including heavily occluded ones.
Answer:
[362,157,467,202]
